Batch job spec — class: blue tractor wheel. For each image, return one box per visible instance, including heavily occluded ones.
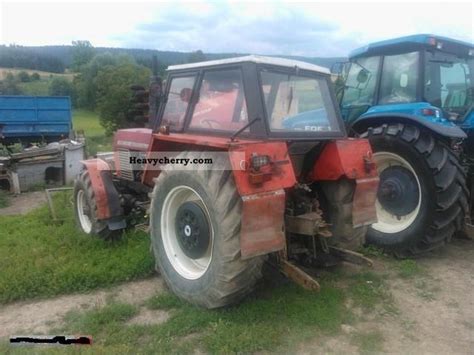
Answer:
[362,123,469,257]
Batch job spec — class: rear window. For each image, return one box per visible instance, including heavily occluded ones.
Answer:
[260,70,339,133]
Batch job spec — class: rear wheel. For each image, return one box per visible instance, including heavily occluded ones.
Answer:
[150,153,264,308]
[73,171,121,240]
[322,179,367,250]
[362,123,468,257]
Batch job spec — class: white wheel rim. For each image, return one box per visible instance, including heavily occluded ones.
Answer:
[161,185,213,280]
[372,152,422,234]
[76,189,92,234]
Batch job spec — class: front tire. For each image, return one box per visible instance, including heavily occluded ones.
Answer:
[363,123,468,257]
[150,153,264,308]
[73,171,121,240]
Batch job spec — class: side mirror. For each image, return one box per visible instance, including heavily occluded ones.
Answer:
[356,69,369,84]
[180,88,193,103]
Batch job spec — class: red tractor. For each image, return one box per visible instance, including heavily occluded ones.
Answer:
[74,56,379,308]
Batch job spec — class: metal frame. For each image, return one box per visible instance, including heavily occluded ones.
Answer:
[154,61,347,141]
[45,187,74,222]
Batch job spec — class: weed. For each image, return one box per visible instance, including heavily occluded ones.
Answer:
[0,190,10,208]
[351,330,385,354]
[396,259,422,278]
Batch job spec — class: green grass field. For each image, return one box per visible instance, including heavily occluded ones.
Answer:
[73,110,113,155]
[0,194,154,304]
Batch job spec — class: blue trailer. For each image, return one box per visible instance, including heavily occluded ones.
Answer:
[0,95,72,144]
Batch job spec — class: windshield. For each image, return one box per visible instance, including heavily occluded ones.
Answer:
[341,56,380,107]
[259,69,340,133]
[424,50,474,116]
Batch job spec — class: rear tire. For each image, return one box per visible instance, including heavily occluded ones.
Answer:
[322,179,367,250]
[73,171,121,240]
[362,123,468,257]
[150,153,264,308]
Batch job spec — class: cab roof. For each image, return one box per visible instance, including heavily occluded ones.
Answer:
[167,55,330,75]
[349,34,473,59]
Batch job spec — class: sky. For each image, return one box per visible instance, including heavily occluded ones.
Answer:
[0,0,472,57]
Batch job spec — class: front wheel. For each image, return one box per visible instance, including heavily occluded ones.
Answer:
[362,123,468,257]
[73,171,121,240]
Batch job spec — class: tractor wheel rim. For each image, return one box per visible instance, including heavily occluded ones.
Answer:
[77,189,92,234]
[161,185,214,280]
[372,152,422,234]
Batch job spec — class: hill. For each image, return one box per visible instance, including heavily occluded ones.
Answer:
[0,45,345,72]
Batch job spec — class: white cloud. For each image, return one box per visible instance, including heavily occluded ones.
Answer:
[0,0,472,56]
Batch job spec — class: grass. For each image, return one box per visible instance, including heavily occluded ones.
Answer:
[73,110,112,156]
[351,331,385,354]
[51,283,350,354]
[18,80,51,95]
[347,271,398,316]
[396,259,422,278]
[0,195,154,304]
[0,190,10,208]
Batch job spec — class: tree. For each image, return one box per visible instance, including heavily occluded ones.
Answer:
[17,71,31,82]
[95,58,150,134]
[31,72,41,81]
[0,73,21,95]
[49,77,74,97]
[71,40,95,71]
[187,50,206,63]
[73,52,118,110]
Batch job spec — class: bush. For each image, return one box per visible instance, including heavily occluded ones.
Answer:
[49,77,74,97]
[17,71,31,82]
[31,72,40,81]
[0,73,21,95]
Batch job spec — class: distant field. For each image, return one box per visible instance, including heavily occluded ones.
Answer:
[73,110,112,155]
[0,67,74,80]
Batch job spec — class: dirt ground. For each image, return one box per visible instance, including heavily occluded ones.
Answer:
[1,192,473,354]
[0,191,47,216]
[298,238,474,354]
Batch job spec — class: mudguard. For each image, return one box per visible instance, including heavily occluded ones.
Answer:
[229,142,296,259]
[80,159,125,230]
[313,139,379,228]
[352,113,467,139]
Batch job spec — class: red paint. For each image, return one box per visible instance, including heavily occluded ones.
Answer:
[240,189,286,258]
[229,142,296,196]
[81,159,111,219]
[312,139,377,180]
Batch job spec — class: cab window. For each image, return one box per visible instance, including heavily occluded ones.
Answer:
[189,69,248,131]
[379,52,419,104]
[341,56,380,107]
[162,75,196,130]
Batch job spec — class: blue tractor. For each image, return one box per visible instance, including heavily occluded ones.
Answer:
[336,34,473,257]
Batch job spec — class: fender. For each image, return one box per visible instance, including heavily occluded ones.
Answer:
[351,113,467,139]
[313,139,379,228]
[228,142,296,259]
[80,159,125,230]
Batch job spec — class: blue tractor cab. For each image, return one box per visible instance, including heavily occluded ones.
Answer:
[337,34,473,256]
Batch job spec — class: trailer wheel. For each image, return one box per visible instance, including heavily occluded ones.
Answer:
[73,171,121,240]
[321,179,367,250]
[362,123,468,257]
[150,153,264,309]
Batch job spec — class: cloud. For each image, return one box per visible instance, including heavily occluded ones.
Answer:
[1,1,472,57]
[120,3,356,57]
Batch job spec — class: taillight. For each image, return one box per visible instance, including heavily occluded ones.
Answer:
[250,154,270,171]
[421,108,440,118]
